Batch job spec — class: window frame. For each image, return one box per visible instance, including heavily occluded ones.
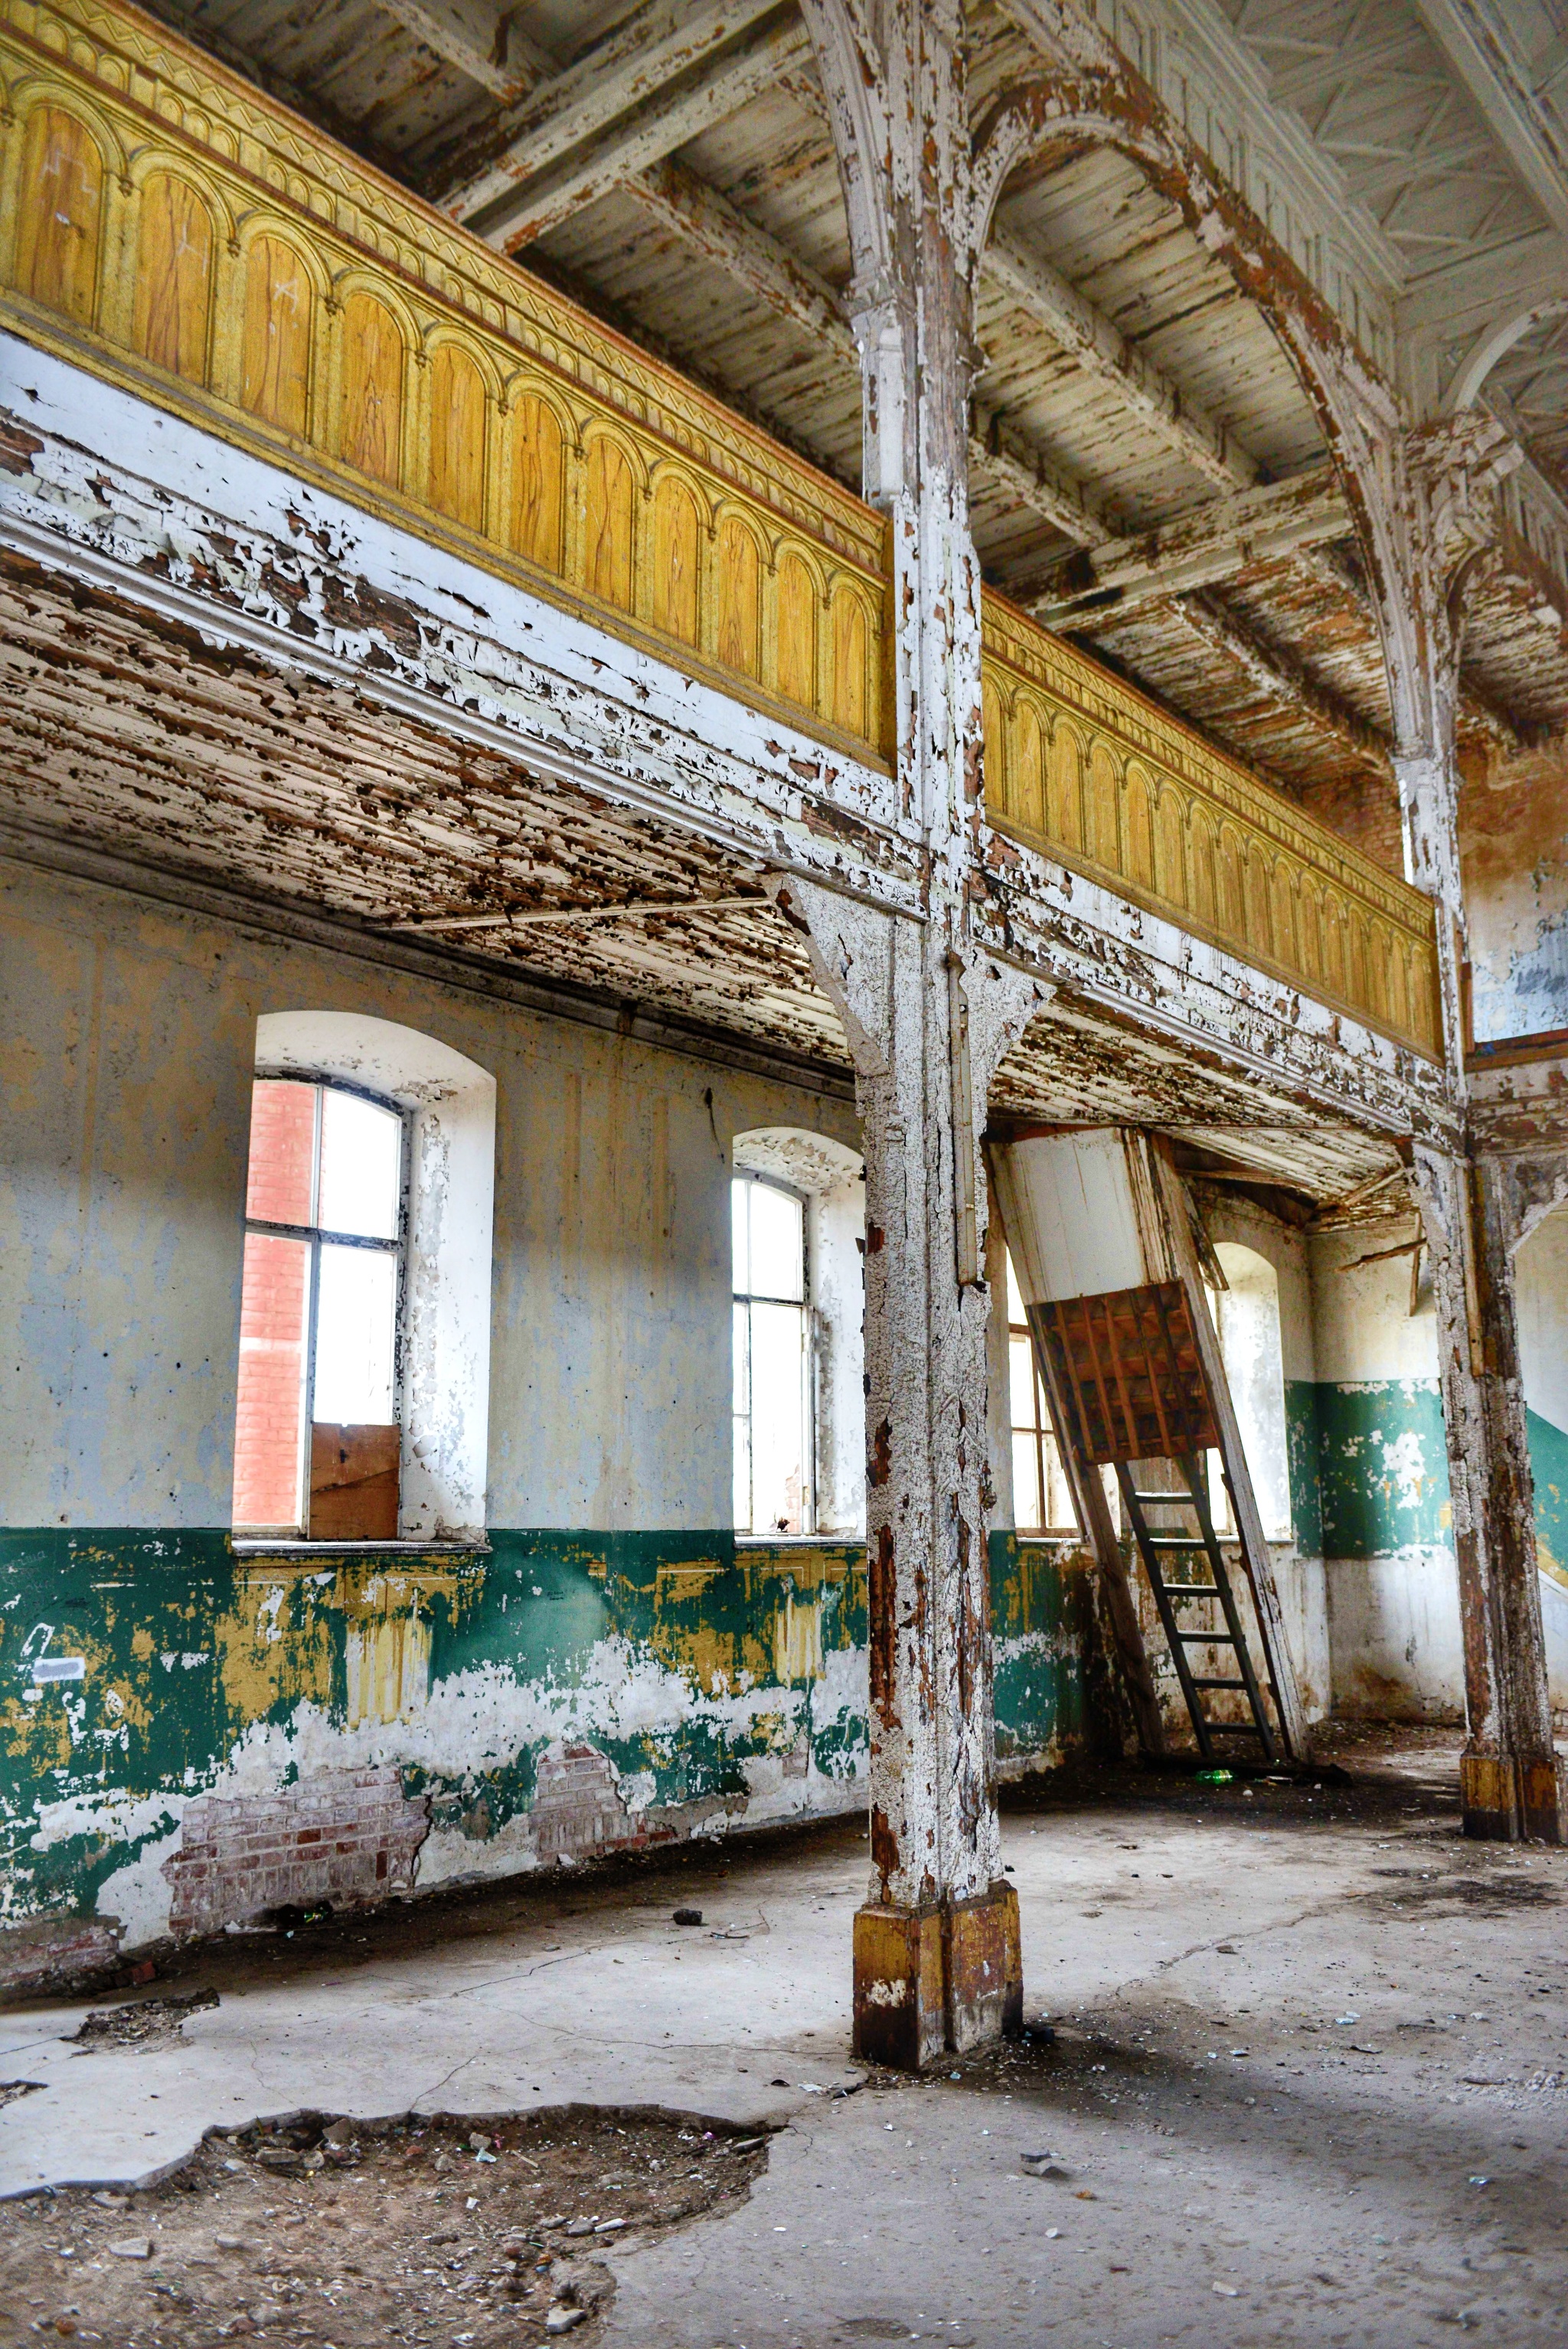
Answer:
[239,1069,412,1536]
[730,1168,815,1538]
[1004,1253,1081,1538]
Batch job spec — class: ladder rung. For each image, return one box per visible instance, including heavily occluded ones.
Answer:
[1132,1491,1199,1507]
[1203,1720,1272,1736]
[1189,1677,1250,1691]
[1161,1583,1220,1599]
[1174,1629,1236,1644]
[1144,1535,1209,1548]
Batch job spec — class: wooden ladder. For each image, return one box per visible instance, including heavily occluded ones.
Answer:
[1116,1457,1280,1765]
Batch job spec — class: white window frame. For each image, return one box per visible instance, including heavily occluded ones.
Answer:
[732,1169,815,1537]
[238,1073,410,1537]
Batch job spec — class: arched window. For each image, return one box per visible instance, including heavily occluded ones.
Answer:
[232,1012,495,1544]
[1212,1242,1291,1542]
[730,1129,864,1538]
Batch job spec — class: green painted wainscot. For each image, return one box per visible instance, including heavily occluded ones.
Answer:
[1,1529,1094,1935]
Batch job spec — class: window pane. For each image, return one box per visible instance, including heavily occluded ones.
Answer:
[746,1181,804,1302]
[1008,1332,1037,1436]
[313,1243,397,1423]
[1005,1247,1027,1325]
[1044,1429,1080,1533]
[1012,1429,1043,1533]
[233,1230,309,1529]
[746,1299,807,1532]
[730,1177,750,1295]
[733,1302,752,1531]
[244,1079,316,1227]
[318,1090,401,1241]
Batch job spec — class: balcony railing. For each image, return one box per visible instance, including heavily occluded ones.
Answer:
[982,600,1442,1059]
[0,0,1442,1062]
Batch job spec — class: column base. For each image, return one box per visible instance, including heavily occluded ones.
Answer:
[1460,1748,1565,1844]
[852,1881,1022,2070]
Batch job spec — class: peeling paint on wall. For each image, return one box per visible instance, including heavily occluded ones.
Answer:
[1,1529,1090,1949]
[1461,739,1568,1041]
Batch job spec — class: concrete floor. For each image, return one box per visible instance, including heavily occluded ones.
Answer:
[5,1727,1568,2345]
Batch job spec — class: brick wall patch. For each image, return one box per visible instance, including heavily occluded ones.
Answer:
[162,1768,429,1938]
[528,1741,641,1864]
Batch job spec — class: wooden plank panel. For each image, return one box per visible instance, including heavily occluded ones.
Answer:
[309,1423,400,1542]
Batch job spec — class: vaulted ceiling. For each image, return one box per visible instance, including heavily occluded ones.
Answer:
[125,0,1568,868]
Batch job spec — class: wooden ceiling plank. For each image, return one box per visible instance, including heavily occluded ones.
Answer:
[429,0,796,229]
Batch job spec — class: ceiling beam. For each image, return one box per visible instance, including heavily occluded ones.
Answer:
[1295,544,1524,752]
[626,158,852,358]
[1028,465,1351,625]
[429,0,798,239]
[368,0,554,102]
[1142,592,1396,783]
[984,229,1262,495]
[1406,0,1568,236]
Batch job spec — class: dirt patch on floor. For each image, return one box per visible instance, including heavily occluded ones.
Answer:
[0,2106,770,2347]
[68,1994,221,2053]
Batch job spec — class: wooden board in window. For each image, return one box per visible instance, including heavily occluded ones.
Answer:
[309,1423,400,1540]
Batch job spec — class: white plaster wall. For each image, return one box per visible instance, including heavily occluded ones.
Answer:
[1308,1220,1438,1384]
[1325,1547,1468,1721]
[1308,1220,1465,1721]
[0,874,253,1524]
[0,859,861,1534]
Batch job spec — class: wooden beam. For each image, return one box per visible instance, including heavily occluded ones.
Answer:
[430,0,800,238]
[1029,465,1351,625]
[368,0,554,100]
[626,158,853,358]
[985,228,1262,495]
[1148,590,1396,782]
[1295,544,1526,753]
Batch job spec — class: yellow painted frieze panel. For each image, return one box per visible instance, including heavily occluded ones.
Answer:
[981,595,1442,1059]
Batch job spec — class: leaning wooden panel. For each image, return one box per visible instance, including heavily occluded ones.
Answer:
[0,0,892,769]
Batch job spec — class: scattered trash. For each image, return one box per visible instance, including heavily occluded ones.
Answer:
[1195,1769,1233,1785]
[90,2191,128,2209]
[1468,2175,1490,2187]
[592,2217,626,2233]
[1215,1943,1239,1955]
[107,2238,151,2259]
[1334,2014,1361,2026]
[672,1909,703,1926]
[1213,2282,1240,2297]
[1046,2226,1061,2240]
[545,2311,587,2335]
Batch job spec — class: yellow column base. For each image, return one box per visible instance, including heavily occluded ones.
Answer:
[1460,1749,1566,1844]
[852,1880,1022,2070]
